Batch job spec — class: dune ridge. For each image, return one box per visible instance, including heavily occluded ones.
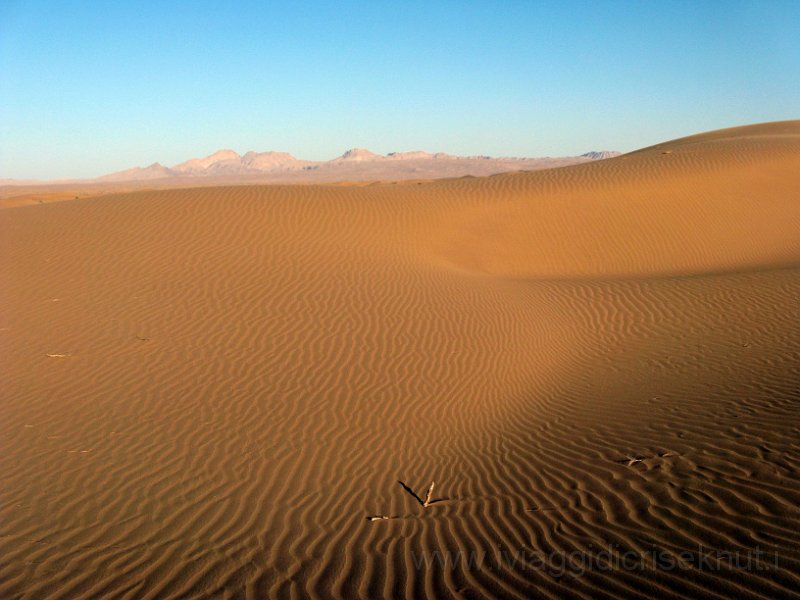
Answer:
[1,121,799,598]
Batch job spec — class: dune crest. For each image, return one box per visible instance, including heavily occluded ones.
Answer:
[422,121,800,278]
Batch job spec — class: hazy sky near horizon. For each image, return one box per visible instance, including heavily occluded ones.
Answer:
[1,1,798,179]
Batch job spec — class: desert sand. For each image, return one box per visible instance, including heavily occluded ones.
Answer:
[1,121,799,599]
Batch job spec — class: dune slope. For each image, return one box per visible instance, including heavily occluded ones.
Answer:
[1,121,799,599]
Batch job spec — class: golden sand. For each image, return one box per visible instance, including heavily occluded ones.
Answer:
[2,121,799,598]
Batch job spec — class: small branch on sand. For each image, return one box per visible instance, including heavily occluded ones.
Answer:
[398,480,438,507]
[423,481,435,507]
[370,479,441,521]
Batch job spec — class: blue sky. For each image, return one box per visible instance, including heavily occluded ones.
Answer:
[1,1,798,179]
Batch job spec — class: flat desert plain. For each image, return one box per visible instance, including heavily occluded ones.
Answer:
[2,121,800,599]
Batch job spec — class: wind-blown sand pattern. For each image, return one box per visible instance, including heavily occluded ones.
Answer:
[1,121,799,599]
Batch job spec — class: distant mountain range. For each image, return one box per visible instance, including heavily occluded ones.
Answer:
[93,148,621,183]
[2,148,621,186]
[579,151,620,160]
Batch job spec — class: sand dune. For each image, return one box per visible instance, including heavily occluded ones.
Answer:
[1,121,799,599]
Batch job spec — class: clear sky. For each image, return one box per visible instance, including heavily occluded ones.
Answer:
[1,1,798,179]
